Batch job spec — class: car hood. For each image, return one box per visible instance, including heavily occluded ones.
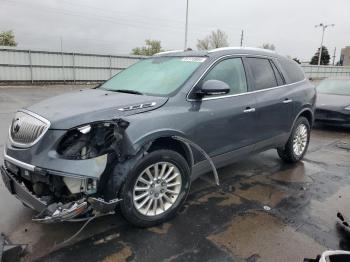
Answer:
[316,93,350,109]
[26,88,168,129]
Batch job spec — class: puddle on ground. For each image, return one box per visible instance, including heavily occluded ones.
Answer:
[192,191,242,207]
[306,149,350,168]
[269,162,317,183]
[147,223,172,235]
[208,211,325,262]
[102,244,133,262]
[310,186,350,229]
[9,215,121,261]
[217,194,242,207]
[234,184,287,208]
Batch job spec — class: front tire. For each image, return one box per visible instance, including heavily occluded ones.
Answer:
[277,116,310,163]
[119,149,191,227]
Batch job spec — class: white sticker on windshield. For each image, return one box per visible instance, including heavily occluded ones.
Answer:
[181,57,206,63]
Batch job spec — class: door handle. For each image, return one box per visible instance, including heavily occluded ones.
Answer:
[283,99,293,104]
[243,107,256,113]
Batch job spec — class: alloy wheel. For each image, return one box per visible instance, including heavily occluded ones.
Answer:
[133,162,182,216]
[293,123,308,156]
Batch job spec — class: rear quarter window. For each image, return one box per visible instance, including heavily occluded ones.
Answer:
[278,58,305,84]
[246,57,277,90]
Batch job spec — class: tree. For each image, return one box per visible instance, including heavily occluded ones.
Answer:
[310,46,330,65]
[0,30,17,46]
[131,39,163,56]
[293,58,301,64]
[197,36,210,51]
[261,43,275,50]
[197,29,229,50]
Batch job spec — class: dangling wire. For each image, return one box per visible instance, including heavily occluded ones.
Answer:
[55,212,114,248]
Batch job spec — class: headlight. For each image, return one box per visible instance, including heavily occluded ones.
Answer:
[57,121,124,160]
[345,106,350,111]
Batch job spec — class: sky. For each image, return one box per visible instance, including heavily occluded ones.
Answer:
[0,0,349,61]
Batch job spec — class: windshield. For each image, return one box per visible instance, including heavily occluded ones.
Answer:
[317,79,350,96]
[100,56,206,96]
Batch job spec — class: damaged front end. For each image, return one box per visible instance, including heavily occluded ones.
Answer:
[1,116,134,223]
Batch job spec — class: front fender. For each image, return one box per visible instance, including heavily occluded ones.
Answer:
[133,129,188,152]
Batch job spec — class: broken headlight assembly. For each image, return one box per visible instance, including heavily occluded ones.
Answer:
[57,121,123,160]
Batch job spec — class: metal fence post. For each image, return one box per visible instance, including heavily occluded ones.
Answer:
[109,55,112,77]
[28,50,33,84]
[72,53,76,84]
[61,51,65,83]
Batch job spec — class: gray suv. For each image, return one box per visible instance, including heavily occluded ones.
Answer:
[1,47,316,227]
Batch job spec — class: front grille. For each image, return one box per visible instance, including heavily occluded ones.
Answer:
[10,111,50,147]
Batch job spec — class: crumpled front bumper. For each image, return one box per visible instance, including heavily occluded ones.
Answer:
[1,165,47,212]
[1,149,122,223]
[1,165,121,223]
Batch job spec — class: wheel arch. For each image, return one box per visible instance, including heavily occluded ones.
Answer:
[293,107,314,129]
[134,130,194,169]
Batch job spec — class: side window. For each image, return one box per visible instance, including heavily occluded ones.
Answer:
[202,58,247,95]
[246,58,277,90]
[270,61,284,86]
[277,58,305,84]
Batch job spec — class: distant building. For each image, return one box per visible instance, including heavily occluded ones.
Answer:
[340,46,350,66]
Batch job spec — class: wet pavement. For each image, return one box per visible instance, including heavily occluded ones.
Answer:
[0,86,350,262]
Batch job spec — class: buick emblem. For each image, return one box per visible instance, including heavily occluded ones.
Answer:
[12,118,21,134]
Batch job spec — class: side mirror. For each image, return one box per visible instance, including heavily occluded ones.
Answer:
[196,80,230,97]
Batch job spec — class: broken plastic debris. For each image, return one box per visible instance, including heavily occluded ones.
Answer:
[263,205,271,211]
[33,199,88,223]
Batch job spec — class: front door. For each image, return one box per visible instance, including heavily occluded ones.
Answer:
[187,57,258,158]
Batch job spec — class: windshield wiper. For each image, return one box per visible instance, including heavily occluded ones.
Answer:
[112,89,144,95]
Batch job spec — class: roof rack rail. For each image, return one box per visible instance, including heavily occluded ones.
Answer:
[153,50,184,56]
[208,47,277,53]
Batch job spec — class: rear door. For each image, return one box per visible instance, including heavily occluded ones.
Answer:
[244,57,293,147]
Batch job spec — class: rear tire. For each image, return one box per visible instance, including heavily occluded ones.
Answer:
[277,116,310,163]
[119,149,191,227]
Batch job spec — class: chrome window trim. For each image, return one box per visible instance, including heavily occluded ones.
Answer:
[186,54,306,102]
[9,109,51,148]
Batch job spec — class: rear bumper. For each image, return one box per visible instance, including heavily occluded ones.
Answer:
[1,165,47,212]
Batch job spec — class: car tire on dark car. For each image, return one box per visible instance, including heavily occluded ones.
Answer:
[277,116,311,163]
[119,149,191,227]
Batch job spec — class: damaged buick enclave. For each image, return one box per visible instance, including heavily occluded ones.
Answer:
[1,47,316,227]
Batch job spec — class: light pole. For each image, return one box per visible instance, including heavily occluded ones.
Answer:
[184,0,189,50]
[315,23,335,66]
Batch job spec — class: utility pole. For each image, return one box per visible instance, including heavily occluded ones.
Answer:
[315,23,335,66]
[184,0,189,50]
[332,47,336,65]
[240,30,244,47]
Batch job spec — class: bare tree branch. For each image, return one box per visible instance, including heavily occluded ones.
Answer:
[196,29,229,50]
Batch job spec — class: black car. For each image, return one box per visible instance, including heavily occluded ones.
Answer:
[315,79,350,126]
[1,47,316,227]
